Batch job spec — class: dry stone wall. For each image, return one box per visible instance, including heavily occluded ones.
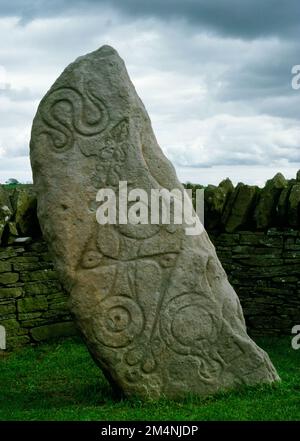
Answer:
[0,239,76,350]
[1,170,300,350]
[211,229,300,337]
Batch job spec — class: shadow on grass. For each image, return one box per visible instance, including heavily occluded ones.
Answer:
[1,384,115,411]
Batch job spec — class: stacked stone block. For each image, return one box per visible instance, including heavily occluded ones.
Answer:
[0,240,75,349]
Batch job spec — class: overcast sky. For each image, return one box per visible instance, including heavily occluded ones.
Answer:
[0,0,299,186]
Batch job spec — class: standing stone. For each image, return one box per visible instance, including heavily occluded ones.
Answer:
[204,178,234,231]
[288,184,300,227]
[12,186,39,236]
[223,183,259,233]
[0,186,12,245]
[30,46,279,399]
[254,173,287,230]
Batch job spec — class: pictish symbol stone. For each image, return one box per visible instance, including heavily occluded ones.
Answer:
[30,45,280,399]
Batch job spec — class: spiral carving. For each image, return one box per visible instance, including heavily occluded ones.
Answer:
[39,83,109,151]
[160,293,218,355]
[92,295,144,348]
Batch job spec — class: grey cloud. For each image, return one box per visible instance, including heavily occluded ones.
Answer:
[1,0,299,39]
[107,0,300,39]
[200,36,300,119]
[0,85,38,102]
[0,1,299,180]
[257,96,300,120]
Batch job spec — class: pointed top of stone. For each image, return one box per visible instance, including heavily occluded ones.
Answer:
[76,45,120,62]
[265,172,286,188]
[95,44,119,56]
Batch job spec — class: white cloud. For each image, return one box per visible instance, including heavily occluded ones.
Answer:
[160,114,300,167]
[177,164,300,187]
[0,10,299,184]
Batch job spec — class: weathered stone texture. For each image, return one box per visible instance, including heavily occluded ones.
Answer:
[30,46,279,399]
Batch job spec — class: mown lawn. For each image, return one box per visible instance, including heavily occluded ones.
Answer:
[0,336,299,421]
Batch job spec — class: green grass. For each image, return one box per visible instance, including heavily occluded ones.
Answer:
[0,336,299,421]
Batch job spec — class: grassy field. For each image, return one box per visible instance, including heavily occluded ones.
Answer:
[0,336,299,421]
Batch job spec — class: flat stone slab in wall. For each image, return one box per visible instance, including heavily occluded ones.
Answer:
[30,45,279,399]
[0,240,75,349]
